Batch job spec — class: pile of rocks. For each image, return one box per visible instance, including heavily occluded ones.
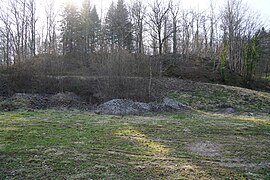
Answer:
[95,98,187,115]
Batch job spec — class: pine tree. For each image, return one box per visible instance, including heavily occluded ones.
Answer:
[104,0,133,52]
[61,1,81,54]
[89,6,101,53]
[244,32,261,84]
[80,0,92,54]
[114,0,133,51]
[104,2,117,52]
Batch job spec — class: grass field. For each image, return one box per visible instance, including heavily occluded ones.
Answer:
[0,110,269,179]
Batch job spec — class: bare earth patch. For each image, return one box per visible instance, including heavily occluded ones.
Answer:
[187,141,221,157]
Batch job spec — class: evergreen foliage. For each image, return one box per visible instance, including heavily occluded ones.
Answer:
[244,32,261,84]
[61,2,81,54]
[220,41,228,81]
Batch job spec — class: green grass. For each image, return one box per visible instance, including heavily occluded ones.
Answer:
[169,83,270,113]
[1,110,269,179]
[262,75,270,81]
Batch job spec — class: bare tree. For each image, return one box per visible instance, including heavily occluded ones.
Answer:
[209,0,215,54]
[207,0,220,70]
[180,10,195,60]
[193,9,203,55]
[0,11,12,66]
[27,0,37,56]
[44,0,57,54]
[130,0,146,54]
[220,0,262,74]
[147,0,172,55]
[220,0,247,72]
[170,1,180,54]
[0,0,38,64]
[163,14,173,54]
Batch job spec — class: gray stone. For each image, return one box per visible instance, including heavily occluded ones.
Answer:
[95,98,187,115]
[96,99,150,115]
[162,97,187,110]
[223,107,236,114]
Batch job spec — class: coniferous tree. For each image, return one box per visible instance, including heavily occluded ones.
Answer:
[89,6,101,53]
[114,0,133,51]
[104,2,116,52]
[61,1,80,54]
[81,0,92,54]
[105,0,133,52]
[244,31,260,84]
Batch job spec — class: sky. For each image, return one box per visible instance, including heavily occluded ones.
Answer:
[54,0,270,24]
[33,0,270,29]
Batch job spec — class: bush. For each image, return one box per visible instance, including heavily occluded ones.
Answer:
[0,50,162,103]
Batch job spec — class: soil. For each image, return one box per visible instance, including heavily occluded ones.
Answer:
[0,92,90,111]
[187,141,221,157]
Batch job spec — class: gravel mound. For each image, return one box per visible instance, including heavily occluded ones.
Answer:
[95,98,187,115]
[96,99,151,115]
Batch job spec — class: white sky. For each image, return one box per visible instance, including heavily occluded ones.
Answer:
[37,0,270,27]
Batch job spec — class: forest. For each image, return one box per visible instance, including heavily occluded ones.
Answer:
[0,0,269,87]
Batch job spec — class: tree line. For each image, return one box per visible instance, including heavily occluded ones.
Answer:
[0,0,269,83]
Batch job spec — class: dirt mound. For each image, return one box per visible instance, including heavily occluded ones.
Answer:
[50,92,88,109]
[95,98,187,115]
[0,93,49,111]
[0,92,89,111]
